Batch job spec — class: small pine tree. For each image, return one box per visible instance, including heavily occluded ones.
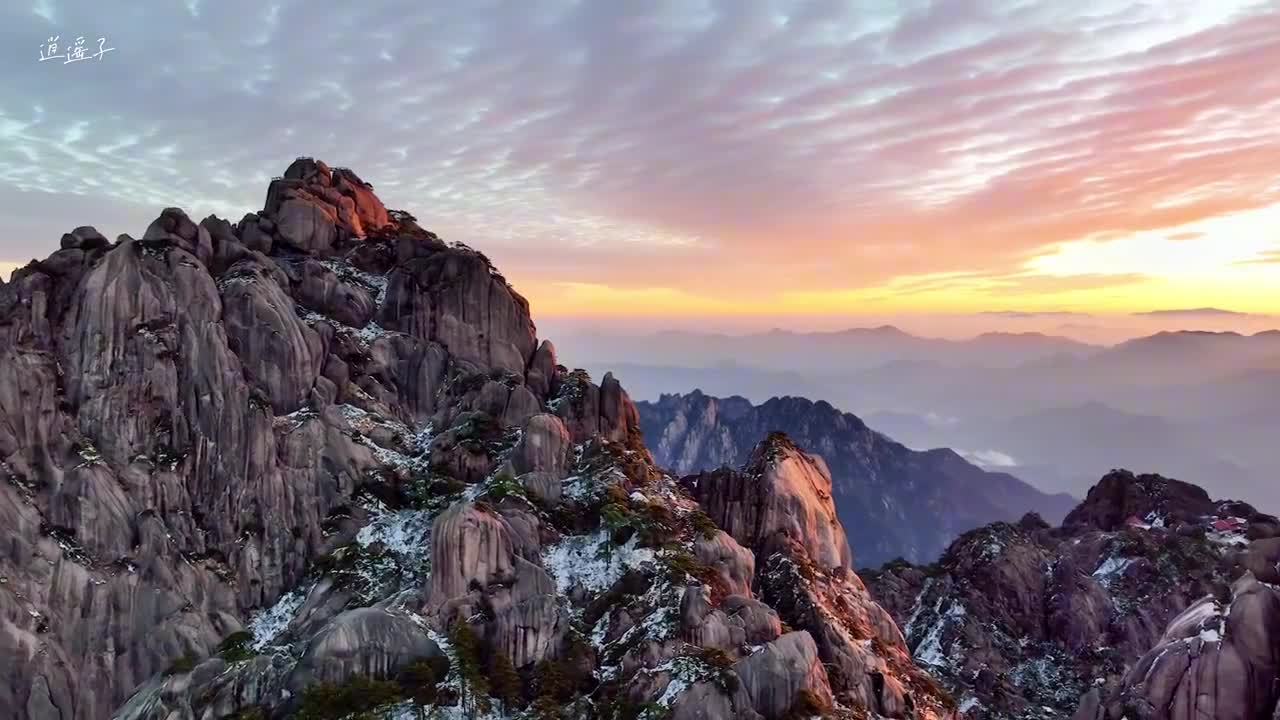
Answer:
[533,658,570,702]
[449,618,490,718]
[398,659,439,711]
[531,694,561,720]
[488,650,523,713]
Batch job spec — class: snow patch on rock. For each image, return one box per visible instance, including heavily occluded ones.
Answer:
[247,588,307,651]
[542,530,657,596]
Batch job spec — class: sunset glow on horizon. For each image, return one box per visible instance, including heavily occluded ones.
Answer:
[2,0,1278,331]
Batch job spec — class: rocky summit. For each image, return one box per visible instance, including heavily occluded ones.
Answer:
[0,158,959,720]
[864,470,1280,720]
[638,391,1076,567]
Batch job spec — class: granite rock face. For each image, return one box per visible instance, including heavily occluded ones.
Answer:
[639,391,1077,567]
[1075,572,1280,720]
[0,157,551,720]
[0,158,958,720]
[690,433,853,571]
[864,469,1280,720]
[377,247,537,374]
[685,434,959,719]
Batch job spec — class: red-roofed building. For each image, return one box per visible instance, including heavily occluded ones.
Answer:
[1211,517,1246,532]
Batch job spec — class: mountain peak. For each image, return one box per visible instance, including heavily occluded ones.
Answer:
[2,157,966,720]
[1062,469,1215,531]
[867,468,1280,719]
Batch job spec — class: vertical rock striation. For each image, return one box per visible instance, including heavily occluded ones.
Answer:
[0,157,957,720]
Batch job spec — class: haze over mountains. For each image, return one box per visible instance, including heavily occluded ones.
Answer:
[637,391,1076,567]
[561,325,1280,510]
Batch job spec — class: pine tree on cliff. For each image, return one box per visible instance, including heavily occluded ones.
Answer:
[488,650,522,713]
[449,619,490,718]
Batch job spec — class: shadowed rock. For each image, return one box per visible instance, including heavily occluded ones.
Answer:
[1075,573,1280,720]
[694,530,756,598]
[733,631,833,719]
[867,469,1280,719]
[289,608,447,687]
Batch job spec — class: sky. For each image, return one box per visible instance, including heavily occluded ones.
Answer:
[2,0,1279,335]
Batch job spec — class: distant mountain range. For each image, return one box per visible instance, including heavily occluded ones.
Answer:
[560,326,1279,383]
[560,326,1104,376]
[579,328,1280,510]
[637,391,1076,567]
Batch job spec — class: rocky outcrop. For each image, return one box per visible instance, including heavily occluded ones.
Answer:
[0,156,558,720]
[694,531,756,598]
[377,247,537,374]
[510,413,571,477]
[426,499,567,669]
[1,157,959,720]
[267,157,390,244]
[1076,572,1280,720]
[1062,471,1215,532]
[865,470,1280,719]
[552,369,641,444]
[640,391,1077,566]
[427,503,522,606]
[281,258,377,329]
[221,255,324,413]
[734,631,833,719]
[690,433,852,571]
[686,435,958,719]
[291,608,447,686]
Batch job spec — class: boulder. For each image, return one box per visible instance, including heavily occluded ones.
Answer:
[721,596,783,645]
[695,531,756,598]
[286,258,376,328]
[427,502,520,607]
[511,413,571,477]
[503,384,542,427]
[143,208,213,265]
[290,608,447,687]
[1090,574,1280,720]
[734,632,833,720]
[525,339,559,398]
[332,167,390,233]
[274,197,337,255]
[670,680,761,720]
[599,372,640,442]
[237,213,274,254]
[520,471,562,506]
[59,226,109,251]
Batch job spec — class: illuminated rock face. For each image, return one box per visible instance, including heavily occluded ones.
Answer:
[638,390,1078,567]
[2,158,953,720]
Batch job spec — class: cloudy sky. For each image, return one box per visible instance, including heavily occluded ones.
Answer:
[2,0,1279,331]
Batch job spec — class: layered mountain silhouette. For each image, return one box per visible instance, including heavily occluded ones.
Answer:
[637,391,1076,567]
[0,159,956,720]
[569,327,1280,510]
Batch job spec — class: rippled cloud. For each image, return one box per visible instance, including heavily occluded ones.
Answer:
[1,0,1278,313]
